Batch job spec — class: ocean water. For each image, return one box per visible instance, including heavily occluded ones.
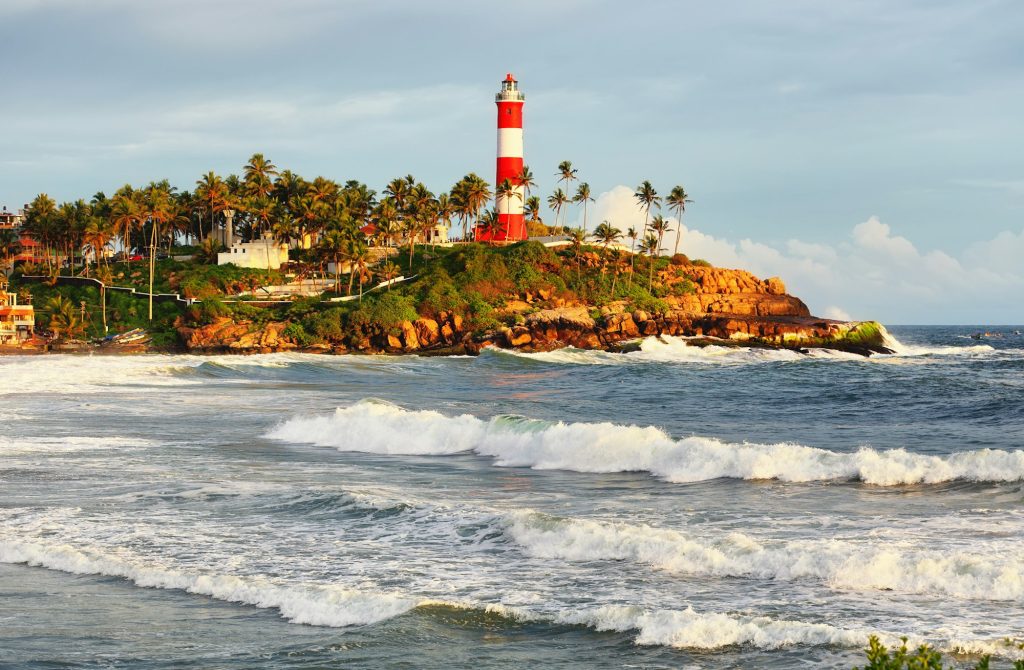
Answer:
[1,325,1022,669]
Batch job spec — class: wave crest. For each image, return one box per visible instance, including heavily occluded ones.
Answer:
[266,401,1024,486]
[504,511,1024,601]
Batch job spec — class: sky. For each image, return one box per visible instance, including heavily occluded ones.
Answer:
[1,0,1022,323]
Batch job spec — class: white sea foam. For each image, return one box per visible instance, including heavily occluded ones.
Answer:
[3,535,1021,657]
[504,511,1024,601]
[489,327,1010,366]
[0,435,150,455]
[267,400,1024,486]
[0,538,416,627]
[558,605,869,649]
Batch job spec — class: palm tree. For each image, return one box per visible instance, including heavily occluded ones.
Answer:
[317,229,347,294]
[140,183,175,320]
[626,226,639,287]
[24,194,57,274]
[591,221,623,295]
[45,295,85,340]
[648,214,672,258]
[194,172,229,241]
[633,180,661,241]
[556,161,578,227]
[666,185,693,257]
[591,221,622,260]
[574,183,594,237]
[496,178,521,240]
[81,218,114,275]
[378,260,400,291]
[345,238,373,301]
[525,195,542,223]
[109,188,142,266]
[547,188,569,234]
[476,209,501,244]
[640,233,661,291]
[435,193,453,245]
[515,165,536,201]
[0,230,21,274]
[243,153,278,201]
[567,227,586,278]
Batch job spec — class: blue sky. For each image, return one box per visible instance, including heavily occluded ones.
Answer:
[1,0,1022,323]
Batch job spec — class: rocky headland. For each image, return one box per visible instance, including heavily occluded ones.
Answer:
[176,254,891,357]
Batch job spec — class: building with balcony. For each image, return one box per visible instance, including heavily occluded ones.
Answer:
[0,279,34,346]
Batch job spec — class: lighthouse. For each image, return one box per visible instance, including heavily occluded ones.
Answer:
[485,73,527,242]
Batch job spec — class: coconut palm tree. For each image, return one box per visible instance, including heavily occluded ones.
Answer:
[556,161,578,225]
[547,188,569,234]
[666,185,693,257]
[574,183,594,237]
[648,214,672,258]
[24,194,58,274]
[476,209,501,244]
[0,230,20,274]
[244,153,278,200]
[591,221,622,260]
[140,183,175,320]
[626,226,639,287]
[496,178,521,240]
[435,193,453,245]
[568,227,586,279]
[515,165,536,201]
[81,218,114,275]
[591,221,623,295]
[317,229,348,294]
[634,181,661,241]
[109,188,142,265]
[378,260,400,291]
[525,195,542,223]
[345,238,373,301]
[640,232,661,291]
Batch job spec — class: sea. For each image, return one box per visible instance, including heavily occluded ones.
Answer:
[1,325,1022,669]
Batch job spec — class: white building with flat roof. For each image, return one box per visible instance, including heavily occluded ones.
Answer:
[217,234,289,270]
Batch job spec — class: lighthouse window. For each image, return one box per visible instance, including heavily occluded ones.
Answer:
[506,109,512,115]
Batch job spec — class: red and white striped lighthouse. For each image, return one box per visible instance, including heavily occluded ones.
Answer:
[485,73,527,241]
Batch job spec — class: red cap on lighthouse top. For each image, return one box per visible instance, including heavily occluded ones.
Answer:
[505,73,515,82]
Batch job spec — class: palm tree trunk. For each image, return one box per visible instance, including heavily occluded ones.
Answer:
[673,212,682,257]
[148,225,155,321]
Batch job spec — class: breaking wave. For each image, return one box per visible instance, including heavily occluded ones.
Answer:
[0,538,416,628]
[2,536,1021,657]
[266,400,1024,486]
[503,511,1024,601]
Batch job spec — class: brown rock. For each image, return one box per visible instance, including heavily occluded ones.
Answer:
[400,320,420,350]
[414,318,440,347]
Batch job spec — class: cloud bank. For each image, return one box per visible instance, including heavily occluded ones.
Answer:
[586,186,1023,324]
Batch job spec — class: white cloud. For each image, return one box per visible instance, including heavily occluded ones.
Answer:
[586,185,1024,324]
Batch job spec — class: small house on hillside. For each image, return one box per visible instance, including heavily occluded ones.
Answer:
[0,279,34,346]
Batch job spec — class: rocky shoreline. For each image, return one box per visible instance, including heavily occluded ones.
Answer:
[6,262,893,358]
[173,264,892,357]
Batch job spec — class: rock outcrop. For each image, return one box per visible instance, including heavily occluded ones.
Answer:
[174,265,891,357]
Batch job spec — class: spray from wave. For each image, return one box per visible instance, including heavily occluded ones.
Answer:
[266,400,1024,486]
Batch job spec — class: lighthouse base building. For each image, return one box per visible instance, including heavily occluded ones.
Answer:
[477,74,527,243]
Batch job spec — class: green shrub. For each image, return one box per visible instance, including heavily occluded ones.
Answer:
[302,308,346,341]
[691,258,712,267]
[854,635,1024,669]
[347,293,418,330]
[187,297,230,325]
[282,321,315,347]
